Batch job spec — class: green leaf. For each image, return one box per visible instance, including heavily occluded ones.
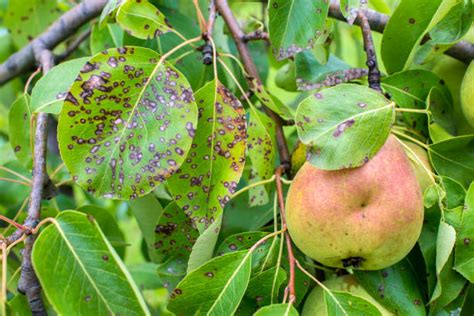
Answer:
[381,69,451,134]
[168,79,246,231]
[254,303,299,316]
[247,109,276,207]
[295,84,394,170]
[381,0,457,73]
[154,202,199,263]
[8,94,31,167]
[268,0,329,60]
[4,0,60,48]
[168,251,252,315]
[216,232,278,273]
[187,215,223,273]
[340,0,367,24]
[324,291,382,316]
[245,267,286,307]
[58,46,198,199]
[77,204,127,257]
[295,52,363,92]
[440,177,465,209]
[32,211,149,315]
[354,259,426,316]
[250,79,294,120]
[129,194,164,262]
[99,0,123,27]
[31,57,89,114]
[90,23,124,55]
[435,221,456,277]
[428,135,474,189]
[454,183,474,282]
[427,87,456,137]
[116,0,172,40]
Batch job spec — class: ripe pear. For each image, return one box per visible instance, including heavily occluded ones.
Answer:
[286,135,424,270]
[461,62,474,128]
[302,275,393,316]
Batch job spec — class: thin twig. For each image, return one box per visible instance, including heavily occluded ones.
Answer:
[0,177,31,187]
[243,31,269,42]
[275,166,296,304]
[358,10,382,92]
[54,29,92,62]
[328,0,473,64]
[0,0,107,85]
[0,166,32,183]
[215,0,292,177]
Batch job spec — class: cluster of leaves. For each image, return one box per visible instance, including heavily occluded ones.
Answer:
[0,0,473,315]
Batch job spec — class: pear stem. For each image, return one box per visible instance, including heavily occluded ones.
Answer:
[395,107,429,114]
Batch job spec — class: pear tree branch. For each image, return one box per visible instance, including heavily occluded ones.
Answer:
[215,0,292,176]
[358,10,382,92]
[0,0,107,85]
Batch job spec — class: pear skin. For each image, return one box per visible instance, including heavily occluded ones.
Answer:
[286,135,424,270]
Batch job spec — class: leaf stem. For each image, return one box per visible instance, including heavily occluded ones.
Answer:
[395,107,429,114]
[391,129,429,150]
[231,175,276,200]
[0,177,31,187]
[0,166,31,183]
[0,215,29,231]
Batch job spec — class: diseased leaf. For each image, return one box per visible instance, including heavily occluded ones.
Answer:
[116,0,172,40]
[154,202,199,263]
[354,259,426,316]
[245,267,286,307]
[4,0,60,48]
[32,211,149,315]
[250,79,294,120]
[268,0,329,60]
[454,183,474,282]
[168,251,252,316]
[31,57,89,114]
[58,46,198,199]
[295,52,366,92]
[216,232,277,273]
[381,69,451,135]
[254,303,299,316]
[429,135,474,189]
[129,193,164,262]
[8,94,31,167]
[296,84,394,170]
[168,79,246,231]
[381,0,457,73]
[247,109,276,207]
[427,87,456,138]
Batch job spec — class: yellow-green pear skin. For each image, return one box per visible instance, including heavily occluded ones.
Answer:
[403,141,435,192]
[286,135,424,270]
[461,62,474,128]
[302,275,393,316]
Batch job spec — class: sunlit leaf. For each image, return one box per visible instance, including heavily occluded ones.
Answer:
[168,251,252,315]
[58,46,198,199]
[254,303,298,316]
[296,84,394,170]
[32,211,149,315]
[116,0,173,40]
[325,291,382,316]
[31,57,89,114]
[8,94,31,167]
[454,183,474,282]
[90,23,124,55]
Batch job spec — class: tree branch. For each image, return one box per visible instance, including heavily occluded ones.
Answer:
[358,10,382,92]
[328,0,474,64]
[0,0,107,85]
[215,0,292,176]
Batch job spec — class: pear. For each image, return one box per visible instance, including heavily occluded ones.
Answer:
[302,275,393,316]
[286,135,424,270]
